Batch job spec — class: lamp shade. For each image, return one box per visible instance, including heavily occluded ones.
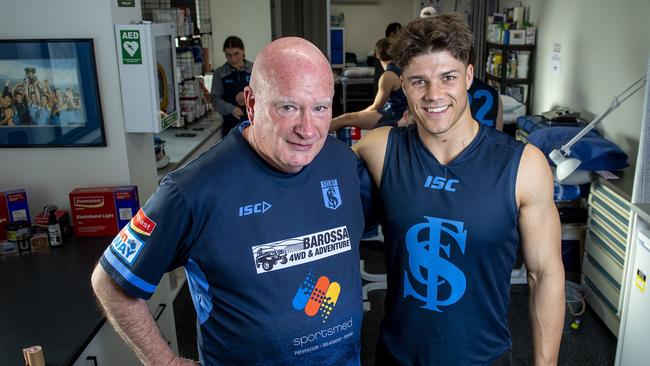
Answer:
[555,157,582,182]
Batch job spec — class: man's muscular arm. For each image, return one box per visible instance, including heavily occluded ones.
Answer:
[517,145,565,366]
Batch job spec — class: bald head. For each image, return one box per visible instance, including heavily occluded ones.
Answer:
[241,37,335,174]
[250,37,333,97]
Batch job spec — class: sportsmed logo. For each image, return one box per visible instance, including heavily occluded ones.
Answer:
[110,225,145,266]
[404,216,468,312]
[239,201,272,217]
[321,179,342,209]
[424,176,459,192]
[292,270,341,323]
[130,208,156,236]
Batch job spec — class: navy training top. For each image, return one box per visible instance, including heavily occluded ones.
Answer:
[100,122,365,365]
[382,62,408,120]
[468,77,500,128]
[378,124,525,365]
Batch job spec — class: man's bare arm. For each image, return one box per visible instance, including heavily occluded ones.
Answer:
[91,264,196,366]
[352,126,391,186]
[517,144,565,366]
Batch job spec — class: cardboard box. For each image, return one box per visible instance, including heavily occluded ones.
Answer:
[34,210,71,236]
[525,27,536,45]
[69,186,140,237]
[0,189,31,241]
[510,29,526,45]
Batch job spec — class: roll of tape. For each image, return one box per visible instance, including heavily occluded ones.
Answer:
[23,345,45,366]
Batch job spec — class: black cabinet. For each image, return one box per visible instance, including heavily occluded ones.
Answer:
[485,42,536,114]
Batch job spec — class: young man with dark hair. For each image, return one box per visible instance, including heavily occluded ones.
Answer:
[355,14,564,365]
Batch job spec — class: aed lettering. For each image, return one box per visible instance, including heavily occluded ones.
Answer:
[424,176,459,192]
[122,31,139,39]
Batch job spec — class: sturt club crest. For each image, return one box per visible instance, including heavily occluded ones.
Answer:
[320,179,342,210]
[404,216,468,312]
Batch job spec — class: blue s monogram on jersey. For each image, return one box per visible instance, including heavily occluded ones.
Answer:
[404,216,467,312]
[321,179,342,209]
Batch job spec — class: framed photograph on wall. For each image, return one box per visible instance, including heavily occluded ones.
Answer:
[0,39,106,147]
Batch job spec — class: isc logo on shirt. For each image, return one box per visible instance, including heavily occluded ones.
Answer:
[110,226,145,266]
[424,176,459,192]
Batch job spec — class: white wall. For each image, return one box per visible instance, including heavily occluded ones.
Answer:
[209,0,272,66]
[0,0,159,213]
[331,0,414,61]
[526,0,650,170]
[331,0,461,63]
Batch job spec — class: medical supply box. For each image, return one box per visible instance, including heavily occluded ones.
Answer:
[0,189,31,241]
[69,186,140,237]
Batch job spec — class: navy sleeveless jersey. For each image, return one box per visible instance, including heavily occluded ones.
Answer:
[378,124,525,365]
[383,62,408,119]
[468,78,499,128]
[100,123,364,365]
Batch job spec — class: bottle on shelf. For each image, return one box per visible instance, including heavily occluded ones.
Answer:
[48,208,63,247]
[507,53,518,79]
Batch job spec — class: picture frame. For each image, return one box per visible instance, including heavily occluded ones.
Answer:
[0,39,106,147]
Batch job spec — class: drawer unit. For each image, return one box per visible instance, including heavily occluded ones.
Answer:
[583,179,632,335]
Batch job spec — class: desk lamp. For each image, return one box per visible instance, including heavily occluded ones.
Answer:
[549,75,647,182]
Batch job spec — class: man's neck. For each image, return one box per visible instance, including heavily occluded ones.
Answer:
[418,113,480,165]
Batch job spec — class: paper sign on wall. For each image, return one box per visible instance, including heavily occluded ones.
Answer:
[551,43,562,74]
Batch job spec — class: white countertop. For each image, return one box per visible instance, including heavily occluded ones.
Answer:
[155,111,223,179]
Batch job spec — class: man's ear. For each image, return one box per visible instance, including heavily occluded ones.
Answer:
[465,63,474,91]
[244,86,255,122]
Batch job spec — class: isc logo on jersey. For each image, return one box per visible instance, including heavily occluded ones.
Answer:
[424,176,459,192]
[111,225,145,266]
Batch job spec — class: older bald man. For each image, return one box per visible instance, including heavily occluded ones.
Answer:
[91,37,365,365]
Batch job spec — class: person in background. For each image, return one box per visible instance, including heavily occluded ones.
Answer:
[467,48,503,131]
[91,37,366,366]
[11,91,32,125]
[331,38,408,131]
[354,14,564,365]
[28,92,40,123]
[34,94,52,125]
[374,22,402,92]
[211,35,253,136]
[0,93,14,126]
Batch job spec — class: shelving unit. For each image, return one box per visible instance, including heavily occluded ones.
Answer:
[141,0,212,125]
[485,42,536,114]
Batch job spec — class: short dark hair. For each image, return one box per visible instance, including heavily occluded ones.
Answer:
[374,38,393,62]
[222,36,244,51]
[393,14,473,70]
[385,22,402,38]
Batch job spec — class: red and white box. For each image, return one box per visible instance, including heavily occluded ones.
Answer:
[0,189,31,241]
[69,186,140,237]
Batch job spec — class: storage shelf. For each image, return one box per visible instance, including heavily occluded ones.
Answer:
[485,42,536,114]
[485,73,530,85]
[486,42,535,51]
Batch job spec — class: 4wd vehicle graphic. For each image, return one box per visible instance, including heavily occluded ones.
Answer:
[255,247,288,271]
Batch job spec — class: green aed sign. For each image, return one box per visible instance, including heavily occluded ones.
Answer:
[120,30,142,64]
